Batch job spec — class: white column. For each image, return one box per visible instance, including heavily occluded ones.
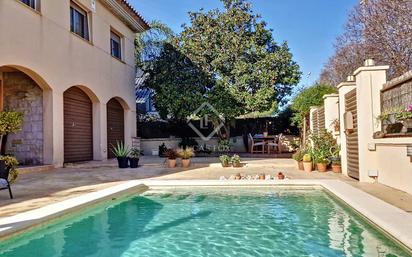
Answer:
[93,102,105,161]
[354,59,389,182]
[49,90,64,167]
[323,94,340,138]
[337,80,356,177]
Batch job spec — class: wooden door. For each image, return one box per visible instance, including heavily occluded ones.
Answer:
[107,98,124,159]
[64,87,93,162]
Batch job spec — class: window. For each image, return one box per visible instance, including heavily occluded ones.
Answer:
[20,0,39,11]
[110,31,122,60]
[70,2,89,40]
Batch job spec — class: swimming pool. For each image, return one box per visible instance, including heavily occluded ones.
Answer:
[0,187,411,257]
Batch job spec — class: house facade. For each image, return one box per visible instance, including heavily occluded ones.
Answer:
[0,0,149,166]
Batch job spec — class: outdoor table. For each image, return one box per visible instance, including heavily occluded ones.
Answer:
[253,135,277,153]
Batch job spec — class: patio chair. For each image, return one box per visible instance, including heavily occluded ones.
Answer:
[0,162,13,199]
[267,133,283,154]
[248,133,265,154]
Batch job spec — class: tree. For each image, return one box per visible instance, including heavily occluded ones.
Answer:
[151,0,300,138]
[0,111,24,155]
[320,0,412,85]
[135,20,174,67]
[291,83,337,142]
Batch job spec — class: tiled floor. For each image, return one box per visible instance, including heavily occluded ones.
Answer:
[1,156,411,217]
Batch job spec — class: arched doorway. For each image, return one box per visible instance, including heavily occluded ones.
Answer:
[63,86,93,163]
[107,98,125,159]
[0,66,47,165]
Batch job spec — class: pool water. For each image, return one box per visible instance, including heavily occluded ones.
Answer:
[0,188,411,257]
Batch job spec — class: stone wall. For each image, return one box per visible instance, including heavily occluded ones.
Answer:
[3,72,43,165]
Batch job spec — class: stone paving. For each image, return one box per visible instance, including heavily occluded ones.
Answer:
[1,156,411,218]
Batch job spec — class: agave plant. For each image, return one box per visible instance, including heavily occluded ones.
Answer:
[110,141,130,158]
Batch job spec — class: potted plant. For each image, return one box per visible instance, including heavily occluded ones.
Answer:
[259,173,265,180]
[165,149,178,168]
[111,141,130,169]
[292,149,305,170]
[219,155,231,167]
[395,105,412,133]
[315,156,330,172]
[177,147,195,168]
[302,154,312,172]
[331,158,342,173]
[0,155,19,183]
[277,172,285,180]
[158,143,167,157]
[129,147,142,168]
[231,154,242,167]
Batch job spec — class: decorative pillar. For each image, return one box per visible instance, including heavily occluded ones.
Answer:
[353,59,389,182]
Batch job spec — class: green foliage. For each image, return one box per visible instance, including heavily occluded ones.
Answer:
[309,130,337,164]
[144,0,301,134]
[231,154,241,164]
[177,147,195,159]
[292,148,305,161]
[291,83,337,127]
[110,141,130,158]
[129,147,143,159]
[219,154,231,166]
[0,155,19,183]
[135,20,174,67]
[0,111,24,135]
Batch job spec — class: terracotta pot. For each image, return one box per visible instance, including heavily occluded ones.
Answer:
[303,161,312,172]
[234,173,241,180]
[316,163,328,172]
[182,158,191,168]
[259,174,265,180]
[233,162,242,168]
[221,161,231,167]
[277,172,285,180]
[167,158,177,168]
[331,164,342,173]
[297,161,304,170]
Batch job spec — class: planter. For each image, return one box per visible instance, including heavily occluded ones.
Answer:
[129,158,139,168]
[297,161,304,170]
[116,157,129,169]
[403,119,412,133]
[386,123,403,133]
[232,162,242,168]
[303,161,312,172]
[182,158,191,168]
[167,159,177,168]
[331,164,342,173]
[259,173,265,180]
[234,173,241,180]
[316,163,328,172]
[277,172,285,180]
[221,162,231,167]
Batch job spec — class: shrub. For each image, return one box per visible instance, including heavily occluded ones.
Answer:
[219,155,231,167]
[0,155,19,183]
[231,154,241,164]
[165,149,178,159]
[292,148,305,161]
[177,147,195,159]
[130,147,143,159]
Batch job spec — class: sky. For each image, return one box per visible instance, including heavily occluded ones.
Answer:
[129,0,358,88]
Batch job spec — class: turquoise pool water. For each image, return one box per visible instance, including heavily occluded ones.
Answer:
[0,187,411,257]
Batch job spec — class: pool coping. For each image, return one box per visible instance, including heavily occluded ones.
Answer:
[0,181,149,240]
[0,179,411,252]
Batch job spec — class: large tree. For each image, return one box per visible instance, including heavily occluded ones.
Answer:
[145,0,301,138]
[320,0,412,85]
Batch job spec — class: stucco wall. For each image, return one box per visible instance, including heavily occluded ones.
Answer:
[3,72,43,165]
[0,0,140,166]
